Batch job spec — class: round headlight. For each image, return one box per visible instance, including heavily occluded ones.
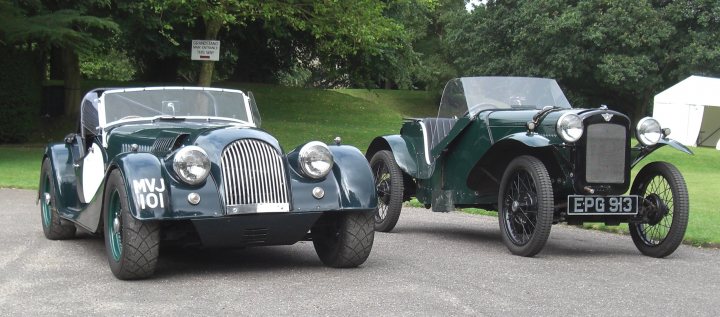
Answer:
[173,146,211,185]
[556,113,584,143]
[298,141,334,179]
[636,117,662,146]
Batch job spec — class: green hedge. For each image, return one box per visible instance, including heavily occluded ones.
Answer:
[0,44,42,143]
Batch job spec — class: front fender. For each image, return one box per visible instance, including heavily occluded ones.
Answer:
[467,133,556,193]
[41,143,78,214]
[497,132,552,147]
[111,152,222,220]
[288,144,376,212]
[111,153,167,220]
[631,138,693,168]
[329,145,377,210]
[366,135,418,176]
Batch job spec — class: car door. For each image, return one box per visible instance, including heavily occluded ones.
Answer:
[72,99,106,204]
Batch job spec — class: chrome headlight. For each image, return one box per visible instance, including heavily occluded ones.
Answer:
[556,113,584,143]
[173,146,211,185]
[298,141,334,179]
[636,117,662,146]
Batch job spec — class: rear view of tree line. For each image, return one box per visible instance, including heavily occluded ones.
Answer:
[0,0,718,142]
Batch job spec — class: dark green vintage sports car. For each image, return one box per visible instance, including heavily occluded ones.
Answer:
[367,76,691,257]
[39,87,376,279]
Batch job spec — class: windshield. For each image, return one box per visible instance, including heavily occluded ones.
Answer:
[100,87,252,126]
[438,77,572,118]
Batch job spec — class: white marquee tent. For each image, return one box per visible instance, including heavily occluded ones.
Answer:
[653,75,720,149]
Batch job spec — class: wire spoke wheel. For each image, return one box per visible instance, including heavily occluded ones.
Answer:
[630,162,689,258]
[373,161,391,222]
[369,150,404,232]
[498,156,553,257]
[502,170,538,245]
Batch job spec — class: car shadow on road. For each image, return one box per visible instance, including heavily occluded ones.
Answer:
[390,223,641,258]
[392,224,503,244]
[73,232,328,278]
[154,243,325,278]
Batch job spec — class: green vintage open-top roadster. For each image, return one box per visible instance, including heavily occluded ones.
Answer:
[39,87,376,279]
[367,76,691,257]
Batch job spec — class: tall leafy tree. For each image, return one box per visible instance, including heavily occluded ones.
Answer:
[0,0,117,116]
[120,0,410,87]
[446,0,675,119]
[656,0,720,81]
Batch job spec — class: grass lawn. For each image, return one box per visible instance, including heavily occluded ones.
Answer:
[584,146,720,247]
[0,146,43,189]
[2,82,718,246]
[217,83,438,151]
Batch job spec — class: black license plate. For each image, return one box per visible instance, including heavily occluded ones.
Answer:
[567,195,639,215]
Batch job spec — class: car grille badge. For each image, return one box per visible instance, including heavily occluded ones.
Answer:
[602,113,613,122]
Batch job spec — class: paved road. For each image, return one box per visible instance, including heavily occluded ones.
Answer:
[1,188,719,316]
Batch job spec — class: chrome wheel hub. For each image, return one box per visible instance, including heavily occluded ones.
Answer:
[113,217,121,234]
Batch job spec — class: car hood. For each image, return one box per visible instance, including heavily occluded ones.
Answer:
[106,121,282,159]
[483,108,584,127]
[481,108,586,142]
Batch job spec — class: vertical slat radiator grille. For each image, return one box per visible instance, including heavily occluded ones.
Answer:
[221,139,289,214]
[585,123,626,183]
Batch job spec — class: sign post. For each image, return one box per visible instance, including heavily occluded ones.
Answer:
[191,40,221,61]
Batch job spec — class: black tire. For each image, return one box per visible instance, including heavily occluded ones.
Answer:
[497,156,554,257]
[40,158,76,240]
[312,211,375,268]
[103,169,160,280]
[629,162,689,258]
[369,150,403,232]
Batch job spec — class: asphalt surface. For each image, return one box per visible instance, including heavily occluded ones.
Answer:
[1,188,719,316]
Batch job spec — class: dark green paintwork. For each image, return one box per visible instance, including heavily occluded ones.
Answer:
[430,117,471,157]
[368,106,691,212]
[366,134,418,176]
[631,138,694,167]
[42,119,376,236]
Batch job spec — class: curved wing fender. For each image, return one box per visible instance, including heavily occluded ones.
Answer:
[112,152,223,220]
[496,132,552,148]
[288,144,377,212]
[111,153,168,220]
[631,138,693,168]
[329,145,377,210]
[366,135,418,176]
[41,143,78,214]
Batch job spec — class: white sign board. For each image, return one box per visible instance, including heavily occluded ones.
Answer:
[191,40,220,61]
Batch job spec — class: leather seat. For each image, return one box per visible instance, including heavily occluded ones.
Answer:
[421,117,457,164]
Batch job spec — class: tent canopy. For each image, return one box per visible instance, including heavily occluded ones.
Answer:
[653,75,720,149]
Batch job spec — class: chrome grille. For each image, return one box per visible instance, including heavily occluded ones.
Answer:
[221,139,289,212]
[586,123,626,183]
[121,143,151,153]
